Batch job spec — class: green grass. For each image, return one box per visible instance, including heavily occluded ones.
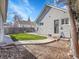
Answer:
[10,33,47,41]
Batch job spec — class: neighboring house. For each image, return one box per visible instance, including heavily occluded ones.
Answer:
[13,15,36,32]
[4,15,36,34]
[36,5,71,38]
[4,23,13,34]
[4,23,12,28]
[14,15,36,28]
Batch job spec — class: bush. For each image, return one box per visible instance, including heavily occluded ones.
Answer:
[10,35,18,41]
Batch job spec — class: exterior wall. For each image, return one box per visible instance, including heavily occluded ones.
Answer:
[4,27,36,34]
[60,23,71,38]
[19,24,32,28]
[37,7,71,38]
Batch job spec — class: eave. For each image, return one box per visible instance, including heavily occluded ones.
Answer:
[0,0,8,22]
[35,5,51,23]
[35,5,67,24]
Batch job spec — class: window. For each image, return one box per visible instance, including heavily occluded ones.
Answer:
[61,27,63,30]
[65,18,69,24]
[61,18,69,24]
[40,22,44,26]
[61,19,64,24]
[37,27,39,31]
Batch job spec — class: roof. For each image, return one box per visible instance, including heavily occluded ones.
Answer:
[14,18,36,27]
[36,5,67,23]
[19,20,35,25]
[47,5,67,12]
[0,0,8,22]
[35,5,51,23]
[14,15,36,27]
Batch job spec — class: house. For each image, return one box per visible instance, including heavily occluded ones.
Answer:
[13,15,36,28]
[12,15,36,33]
[36,5,72,38]
[0,0,8,42]
[4,23,13,34]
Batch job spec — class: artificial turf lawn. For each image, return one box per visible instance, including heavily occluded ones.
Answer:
[10,33,47,41]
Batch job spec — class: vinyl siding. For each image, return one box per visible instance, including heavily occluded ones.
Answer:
[37,6,71,38]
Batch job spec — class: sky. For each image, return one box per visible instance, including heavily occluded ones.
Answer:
[7,0,66,23]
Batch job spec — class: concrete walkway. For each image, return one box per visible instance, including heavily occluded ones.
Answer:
[23,40,72,59]
[1,37,58,46]
[3,35,13,44]
[14,37,58,45]
[0,40,72,59]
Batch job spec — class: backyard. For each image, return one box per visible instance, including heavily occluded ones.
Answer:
[10,33,47,41]
[0,40,72,59]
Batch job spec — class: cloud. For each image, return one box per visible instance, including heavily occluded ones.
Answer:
[10,3,28,19]
[22,0,30,6]
[8,0,35,21]
[62,5,67,9]
[22,0,35,13]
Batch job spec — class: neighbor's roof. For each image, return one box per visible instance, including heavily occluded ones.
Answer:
[18,20,36,26]
[0,0,8,22]
[36,5,67,23]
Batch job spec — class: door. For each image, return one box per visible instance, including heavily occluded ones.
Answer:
[54,20,59,33]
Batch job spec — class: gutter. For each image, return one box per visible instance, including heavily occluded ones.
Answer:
[35,4,67,24]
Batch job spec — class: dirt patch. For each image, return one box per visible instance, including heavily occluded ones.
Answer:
[0,40,73,59]
[24,40,73,59]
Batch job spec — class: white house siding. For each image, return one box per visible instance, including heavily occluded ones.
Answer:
[37,5,71,38]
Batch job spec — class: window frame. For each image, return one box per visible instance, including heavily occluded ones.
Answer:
[61,18,69,25]
[61,19,64,25]
[65,18,69,24]
[40,22,44,26]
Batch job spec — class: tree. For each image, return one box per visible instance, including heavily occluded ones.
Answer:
[55,0,79,59]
